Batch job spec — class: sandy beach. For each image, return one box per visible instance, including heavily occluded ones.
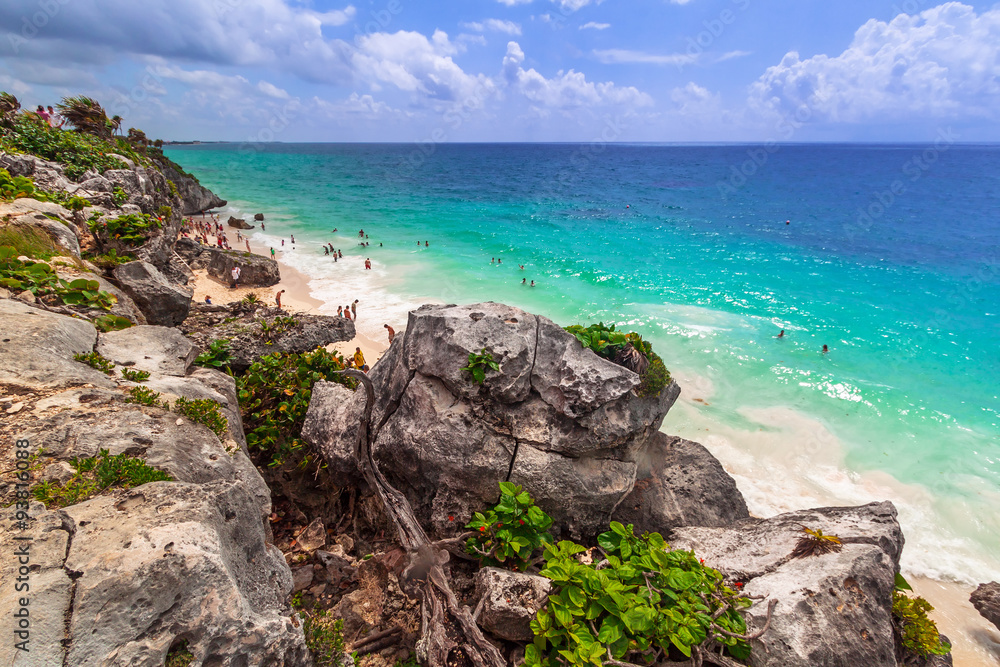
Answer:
[185,214,390,366]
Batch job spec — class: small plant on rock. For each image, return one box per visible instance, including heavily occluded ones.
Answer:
[461,348,500,385]
[173,397,228,441]
[93,313,133,332]
[164,639,195,667]
[125,385,168,408]
[301,610,355,667]
[194,338,232,371]
[466,482,554,571]
[790,526,843,559]
[74,351,115,375]
[32,449,171,508]
[892,575,950,659]
[120,367,150,382]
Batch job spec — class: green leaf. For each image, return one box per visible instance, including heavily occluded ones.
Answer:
[895,573,913,592]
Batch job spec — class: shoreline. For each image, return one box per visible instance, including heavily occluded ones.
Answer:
[187,213,1000,666]
[185,214,390,365]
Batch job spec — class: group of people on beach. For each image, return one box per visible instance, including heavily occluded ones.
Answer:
[336,300,360,322]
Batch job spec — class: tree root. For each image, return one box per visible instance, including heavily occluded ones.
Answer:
[337,369,506,667]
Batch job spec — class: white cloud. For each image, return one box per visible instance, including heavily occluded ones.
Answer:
[257,81,290,99]
[748,2,1000,122]
[503,41,653,108]
[716,50,752,62]
[461,19,523,35]
[579,22,611,30]
[554,0,597,10]
[312,93,408,118]
[497,0,533,5]
[353,30,495,103]
[593,49,697,66]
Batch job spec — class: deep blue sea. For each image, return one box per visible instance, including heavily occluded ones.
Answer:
[165,142,1000,586]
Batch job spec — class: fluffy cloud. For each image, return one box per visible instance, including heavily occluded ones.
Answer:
[461,19,523,35]
[748,3,1000,122]
[502,41,653,108]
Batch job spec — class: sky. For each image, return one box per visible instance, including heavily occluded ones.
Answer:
[1,0,999,143]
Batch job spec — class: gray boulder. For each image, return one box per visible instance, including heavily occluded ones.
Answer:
[228,215,254,230]
[113,260,193,326]
[97,325,198,375]
[970,582,1000,631]
[303,302,697,540]
[207,249,280,287]
[0,201,81,258]
[55,269,148,325]
[474,567,552,641]
[671,502,907,667]
[254,213,265,221]
[0,299,113,390]
[156,157,227,215]
[613,433,749,534]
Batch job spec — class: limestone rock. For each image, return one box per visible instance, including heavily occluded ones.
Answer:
[113,260,193,326]
[14,289,34,303]
[971,582,1000,631]
[254,213,265,221]
[0,299,113,390]
[671,502,906,667]
[474,567,552,641]
[228,215,254,229]
[155,157,227,215]
[97,325,198,375]
[296,518,327,552]
[613,433,749,536]
[207,248,280,287]
[0,203,81,257]
[303,302,699,541]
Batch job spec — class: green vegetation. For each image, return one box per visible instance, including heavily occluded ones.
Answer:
[194,339,233,371]
[111,186,128,206]
[892,575,950,658]
[461,347,500,385]
[259,315,299,344]
[31,449,172,508]
[120,367,150,382]
[93,313,133,333]
[73,351,115,375]
[301,611,354,667]
[0,108,149,180]
[237,348,355,468]
[564,323,671,398]
[88,212,160,248]
[0,168,56,203]
[0,224,60,260]
[466,482,554,571]
[526,523,753,667]
[167,180,179,198]
[86,249,135,270]
[1,245,118,309]
[164,639,195,667]
[125,386,168,408]
[157,205,173,220]
[173,397,228,441]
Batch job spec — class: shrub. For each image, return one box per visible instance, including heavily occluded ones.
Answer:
[892,576,950,658]
[125,385,168,408]
[93,313,133,332]
[0,112,149,179]
[301,611,354,667]
[1,245,117,310]
[32,449,171,508]
[194,339,232,371]
[86,248,135,270]
[111,186,128,206]
[88,212,160,248]
[120,367,150,382]
[164,639,194,667]
[73,351,115,375]
[564,323,671,398]
[461,348,500,385]
[527,523,754,667]
[0,167,55,203]
[237,348,355,468]
[173,397,228,441]
[466,482,553,571]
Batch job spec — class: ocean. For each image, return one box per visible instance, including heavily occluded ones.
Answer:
[165,142,1000,588]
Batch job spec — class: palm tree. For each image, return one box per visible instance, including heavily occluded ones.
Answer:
[127,127,148,146]
[0,92,20,128]
[56,96,112,138]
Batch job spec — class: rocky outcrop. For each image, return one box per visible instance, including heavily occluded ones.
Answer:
[473,567,552,641]
[303,302,705,541]
[671,502,905,667]
[182,306,356,373]
[207,248,280,287]
[113,260,193,326]
[612,433,749,534]
[54,267,148,325]
[228,215,253,230]
[0,199,81,258]
[254,213,265,221]
[971,582,1000,631]
[0,305,309,666]
[156,157,227,215]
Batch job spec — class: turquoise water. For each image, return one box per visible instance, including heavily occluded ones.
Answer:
[166,143,1000,583]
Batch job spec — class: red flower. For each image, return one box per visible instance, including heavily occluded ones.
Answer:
[497,523,503,528]
[448,515,454,522]
[479,526,486,532]
[735,582,744,589]
[518,520,524,525]
[699,558,704,564]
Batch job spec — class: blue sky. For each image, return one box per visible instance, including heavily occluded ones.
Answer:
[1,0,999,142]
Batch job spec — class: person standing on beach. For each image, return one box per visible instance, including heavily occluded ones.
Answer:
[384,324,395,344]
[231,265,241,288]
[270,247,275,258]
[337,306,343,317]
[291,235,295,244]
[354,347,366,370]
[245,239,251,252]
[365,258,371,270]
[275,290,285,309]
[351,300,358,320]
[344,306,352,321]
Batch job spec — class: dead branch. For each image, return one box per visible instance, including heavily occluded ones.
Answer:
[335,369,506,667]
